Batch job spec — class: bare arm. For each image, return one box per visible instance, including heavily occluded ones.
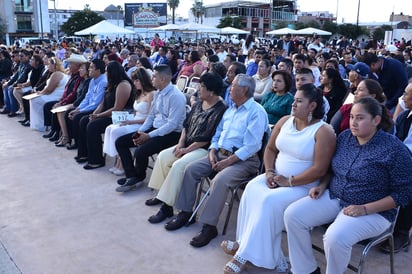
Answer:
[38,72,63,95]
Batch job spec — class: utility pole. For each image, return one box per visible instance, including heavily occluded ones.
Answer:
[356,0,361,27]
[52,0,58,39]
[38,0,44,38]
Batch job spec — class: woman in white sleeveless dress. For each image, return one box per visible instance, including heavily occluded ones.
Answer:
[30,57,68,132]
[103,68,154,175]
[221,84,336,274]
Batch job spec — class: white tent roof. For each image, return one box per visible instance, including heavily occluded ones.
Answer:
[150,24,180,31]
[177,22,219,33]
[219,27,250,35]
[74,20,135,35]
[266,27,297,35]
[294,27,331,36]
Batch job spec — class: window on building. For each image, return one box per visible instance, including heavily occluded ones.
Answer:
[16,15,32,31]
[15,0,32,12]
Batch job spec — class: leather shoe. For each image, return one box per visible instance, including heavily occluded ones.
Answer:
[190,224,218,248]
[49,132,60,142]
[42,130,55,138]
[145,197,162,206]
[66,143,77,150]
[148,204,173,224]
[18,119,28,124]
[83,163,105,170]
[164,211,194,231]
[0,109,10,114]
[75,156,88,163]
[21,120,30,127]
[7,112,17,117]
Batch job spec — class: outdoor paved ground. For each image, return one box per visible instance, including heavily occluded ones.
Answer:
[0,113,411,274]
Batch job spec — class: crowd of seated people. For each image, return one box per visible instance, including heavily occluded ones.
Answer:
[1,33,412,274]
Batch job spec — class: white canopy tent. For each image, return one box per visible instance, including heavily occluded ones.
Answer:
[266,27,297,35]
[149,24,180,31]
[219,27,250,35]
[294,27,332,36]
[177,22,219,33]
[74,20,135,36]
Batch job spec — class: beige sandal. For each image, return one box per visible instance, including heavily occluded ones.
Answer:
[221,240,239,256]
[223,254,247,274]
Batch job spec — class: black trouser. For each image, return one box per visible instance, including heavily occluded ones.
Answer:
[66,110,92,144]
[43,100,58,128]
[77,115,112,165]
[115,129,181,181]
[22,91,31,120]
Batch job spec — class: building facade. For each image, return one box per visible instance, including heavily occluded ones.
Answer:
[198,0,297,37]
[1,0,50,45]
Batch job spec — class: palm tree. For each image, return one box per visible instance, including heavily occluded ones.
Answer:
[191,0,206,24]
[168,0,180,24]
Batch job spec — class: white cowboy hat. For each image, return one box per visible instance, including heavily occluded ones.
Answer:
[66,54,87,63]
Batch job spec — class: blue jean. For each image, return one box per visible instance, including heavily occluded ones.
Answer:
[3,85,18,112]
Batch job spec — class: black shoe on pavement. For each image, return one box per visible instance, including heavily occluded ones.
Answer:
[7,112,17,117]
[18,119,28,124]
[66,143,77,150]
[49,132,60,142]
[42,130,55,138]
[148,204,173,224]
[190,224,218,248]
[145,197,162,206]
[0,109,10,114]
[22,120,30,127]
[164,211,194,231]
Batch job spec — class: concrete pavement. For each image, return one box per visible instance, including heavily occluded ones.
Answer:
[0,113,411,274]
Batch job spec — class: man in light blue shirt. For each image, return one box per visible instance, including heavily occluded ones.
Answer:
[115,64,186,192]
[65,59,107,150]
[164,74,269,248]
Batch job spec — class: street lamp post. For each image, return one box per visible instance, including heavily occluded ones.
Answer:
[356,0,361,27]
[38,0,44,38]
[52,0,58,39]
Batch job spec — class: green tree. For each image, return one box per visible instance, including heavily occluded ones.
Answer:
[322,21,339,35]
[60,8,105,36]
[372,25,393,40]
[306,20,320,29]
[217,16,243,29]
[338,24,368,39]
[191,0,206,24]
[168,0,180,24]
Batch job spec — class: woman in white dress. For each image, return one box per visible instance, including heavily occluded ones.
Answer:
[30,57,68,132]
[221,83,336,274]
[103,68,154,175]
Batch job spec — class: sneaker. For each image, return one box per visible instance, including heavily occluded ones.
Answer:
[115,177,143,192]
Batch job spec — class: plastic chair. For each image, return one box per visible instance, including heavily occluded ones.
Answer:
[176,75,188,91]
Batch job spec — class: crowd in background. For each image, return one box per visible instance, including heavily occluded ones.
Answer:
[0,31,412,274]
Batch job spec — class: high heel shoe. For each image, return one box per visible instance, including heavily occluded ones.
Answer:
[43,130,55,138]
[56,137,70,147]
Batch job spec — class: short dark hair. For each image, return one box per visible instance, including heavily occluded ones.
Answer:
[200,72,223,96]
[361,52,379,66]
[154,64,172,77]
[211,62,227,79]
[298,83,324,119]
[231,61,246,75]
[92,59,106,74]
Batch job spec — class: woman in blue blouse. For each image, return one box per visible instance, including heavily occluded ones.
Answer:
[284,97,412,274]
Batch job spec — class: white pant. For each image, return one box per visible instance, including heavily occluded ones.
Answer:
[147,145,208,206]
[284,190,391,274]
[102,123,141,157]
